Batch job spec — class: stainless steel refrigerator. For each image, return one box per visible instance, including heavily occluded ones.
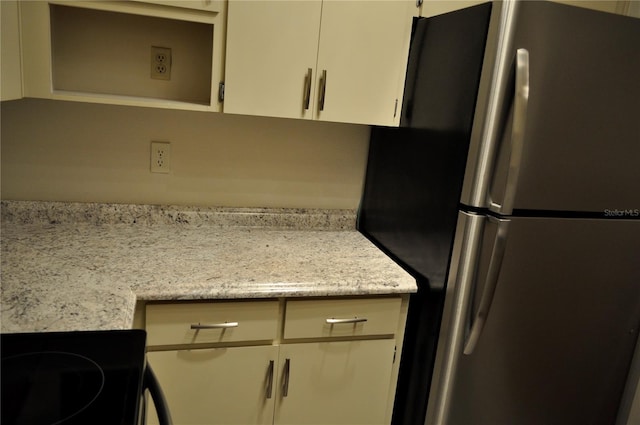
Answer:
[357,1,640,424]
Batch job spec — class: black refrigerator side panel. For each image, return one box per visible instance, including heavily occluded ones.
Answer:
[358,128,469,425]
[401,2,492,130]
[359,128,469,288]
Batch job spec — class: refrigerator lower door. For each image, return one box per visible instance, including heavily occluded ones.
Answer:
[427,213,640,425]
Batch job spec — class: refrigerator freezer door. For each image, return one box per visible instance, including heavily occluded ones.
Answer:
[428,215,640,424]
[462,1,640,214]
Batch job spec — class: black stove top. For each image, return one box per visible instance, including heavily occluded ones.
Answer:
[1,330,146,425]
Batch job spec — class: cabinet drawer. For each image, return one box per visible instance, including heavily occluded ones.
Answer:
[284,297,402,339]
[146,300,279,346]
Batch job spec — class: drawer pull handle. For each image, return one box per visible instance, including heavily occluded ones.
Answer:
[190,322,239,330]
[266,360,275,399]
[326,317,368,324]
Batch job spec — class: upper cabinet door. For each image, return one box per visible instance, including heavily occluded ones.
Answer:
[1,0,23,101]
[314,0,412,126]
[223,0,322,120]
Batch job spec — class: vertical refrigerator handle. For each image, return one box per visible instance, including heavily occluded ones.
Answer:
[463,217,510,355]
[489,48,530,215]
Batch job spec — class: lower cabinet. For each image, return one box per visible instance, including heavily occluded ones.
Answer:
[274,340,396,425]
[147,345,278,425]
[142,296,408,425]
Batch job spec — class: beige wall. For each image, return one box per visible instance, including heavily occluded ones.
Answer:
[419,0,634,17]
[556,0,631,14]
[0,99,370,209]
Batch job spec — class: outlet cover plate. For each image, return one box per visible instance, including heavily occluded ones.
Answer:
[151,141,171,173]
[150,46,171,80]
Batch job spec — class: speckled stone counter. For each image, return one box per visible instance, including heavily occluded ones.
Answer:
[1,201,417,333]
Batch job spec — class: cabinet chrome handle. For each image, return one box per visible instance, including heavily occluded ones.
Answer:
[282,358,291,397]
[318,69,327,111]
[325,317,368,324]
[303,68,312,111]
[190,322,238,329]
[266,360,275,399]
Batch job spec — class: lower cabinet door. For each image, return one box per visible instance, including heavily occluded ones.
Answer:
[147,345,278,425]
[274,339,396,425]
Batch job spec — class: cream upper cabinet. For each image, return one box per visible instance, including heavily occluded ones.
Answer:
[224,0,413,126]
[1,0,23,101]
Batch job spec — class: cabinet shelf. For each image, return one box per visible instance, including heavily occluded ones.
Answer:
[49,89,213,111]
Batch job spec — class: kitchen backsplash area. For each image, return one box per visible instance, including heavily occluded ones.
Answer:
[0,200,356,230]
[0,98,370,210]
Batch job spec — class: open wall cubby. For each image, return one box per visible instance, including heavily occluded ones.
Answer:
[20,1,225,111]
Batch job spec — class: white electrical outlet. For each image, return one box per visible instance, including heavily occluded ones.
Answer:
[150,46,171,80]
[151,141,171,173]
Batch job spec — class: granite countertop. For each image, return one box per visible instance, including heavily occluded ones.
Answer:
[1,201,417,334]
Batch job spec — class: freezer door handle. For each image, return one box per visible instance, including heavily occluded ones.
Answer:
[489,48,530,215]
[463,217,510,355]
